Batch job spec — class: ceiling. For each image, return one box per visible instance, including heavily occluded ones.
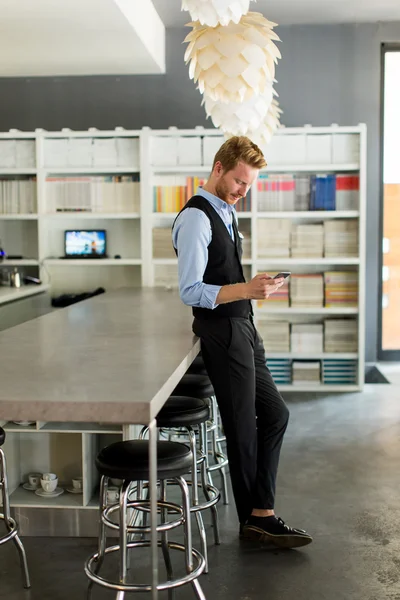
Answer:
[0,0,165,77]
[152,0,400,27]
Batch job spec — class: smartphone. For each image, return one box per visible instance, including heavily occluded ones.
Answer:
[273,272,291,279]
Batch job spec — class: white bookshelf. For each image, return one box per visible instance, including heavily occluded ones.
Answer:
[0,124,366,395]
[143,124,366,393]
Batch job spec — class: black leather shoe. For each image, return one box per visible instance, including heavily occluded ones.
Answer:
[242,515,313,549]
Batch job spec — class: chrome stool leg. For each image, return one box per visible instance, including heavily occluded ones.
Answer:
[210,396,229,505]
[0,448,31,590]
[187,427,208,574]
[160,479,175,600]
[177,476,206,600]
[199,423,220,546]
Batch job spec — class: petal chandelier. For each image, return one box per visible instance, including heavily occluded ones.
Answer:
[181,0,254,27]
[182,2,283,145]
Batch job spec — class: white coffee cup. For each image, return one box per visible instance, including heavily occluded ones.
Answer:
[42,472,57,482]
[41,474,58,493]
[106,487,120,504]
[28,473,42,489]
[72,477,83,491]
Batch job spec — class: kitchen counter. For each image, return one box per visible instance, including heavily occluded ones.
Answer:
[0,287,200,424]
[0,284,50,305]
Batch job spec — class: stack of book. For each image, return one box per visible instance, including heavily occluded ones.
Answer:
[324,271,358,307]
[257,321,290,353]
[290,274,324,307]
[291,223,324,257]
[294,176,311,211]
[324,220,358,257]
[152,228,175,259]
[322,359,358,385]
[257,219,291,257]
[324,319,358,352]
[266,359,292,384]
[335,175,359,210]
[257,174,296,211]
[291,324,323,353]
[292,361,321,384]
[257,276,289,308]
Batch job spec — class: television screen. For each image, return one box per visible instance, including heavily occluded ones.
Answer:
[64,230,107,257]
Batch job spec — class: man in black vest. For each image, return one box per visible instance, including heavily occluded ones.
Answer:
[172,136,312,548]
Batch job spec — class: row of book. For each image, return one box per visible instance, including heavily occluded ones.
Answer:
[46,176,140,213]
[257,174,359,211]
[257,272,358,308]
[43,137,139,168]
[257,219,358,258]
[152,225,252,259]
[0,179,37,213]
[258,320,358,353]
[153,176,207,213]
[267,358,358,385]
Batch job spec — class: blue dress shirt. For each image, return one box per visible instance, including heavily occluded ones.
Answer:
[172,188,239,310]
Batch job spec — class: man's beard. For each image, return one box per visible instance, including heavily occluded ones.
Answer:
[215,179,239,203]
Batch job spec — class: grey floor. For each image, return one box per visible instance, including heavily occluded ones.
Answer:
[1,377,400,600]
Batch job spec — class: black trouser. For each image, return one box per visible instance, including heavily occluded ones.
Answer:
[193,316,289,525]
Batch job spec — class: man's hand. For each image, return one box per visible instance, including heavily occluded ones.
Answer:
[215,273,285,305]
[246,273,285,300]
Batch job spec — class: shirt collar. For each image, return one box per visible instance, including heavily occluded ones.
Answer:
[196,187,236,216]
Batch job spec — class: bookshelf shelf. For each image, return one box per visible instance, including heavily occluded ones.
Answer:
[267,353,358,359]
[261,164,360,173]
[0,259,39,266]
[257,307,358,315]
[0,169,37,175]
[44,259,142,266]
[277,385,359,392]
[42,213,140,219]
[0,214,38,220]
[44,167,140,175]
[257,211,359,219]
[255,258,360,266]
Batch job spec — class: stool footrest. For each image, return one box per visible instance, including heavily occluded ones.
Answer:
[102,500,184,534]
[85,540,205,592]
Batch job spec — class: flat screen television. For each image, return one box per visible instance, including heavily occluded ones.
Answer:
[64,230,107,258]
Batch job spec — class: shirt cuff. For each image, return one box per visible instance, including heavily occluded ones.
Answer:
[200,284,222,310]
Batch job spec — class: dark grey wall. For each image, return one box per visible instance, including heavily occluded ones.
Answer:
[1,22,400,362]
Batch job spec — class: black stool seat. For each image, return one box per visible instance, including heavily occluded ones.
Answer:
[0,427,5,446]
[157,396,209,427]
[96,440,192,481]
[187,355,208,376]
[172,374,214,400]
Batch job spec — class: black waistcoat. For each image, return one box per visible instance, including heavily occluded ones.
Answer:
[173,195,252,320]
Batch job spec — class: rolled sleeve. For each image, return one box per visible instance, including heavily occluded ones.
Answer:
[172,208,222,309]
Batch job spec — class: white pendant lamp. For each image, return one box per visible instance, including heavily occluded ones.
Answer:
[203,85,273,135]
[184,12,281,104]
[181,0,254,27]
[246,99,283,147]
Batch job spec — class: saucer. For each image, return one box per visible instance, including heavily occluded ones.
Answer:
[66,487,83,495]
[35,487,64,498]
[13,421,35,427]
[22,483,40,492]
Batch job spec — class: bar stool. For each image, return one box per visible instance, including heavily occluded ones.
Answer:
[141,396,220,573]
[0,427,30,589]
[172,374,229,506]
[85,439,206,599]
